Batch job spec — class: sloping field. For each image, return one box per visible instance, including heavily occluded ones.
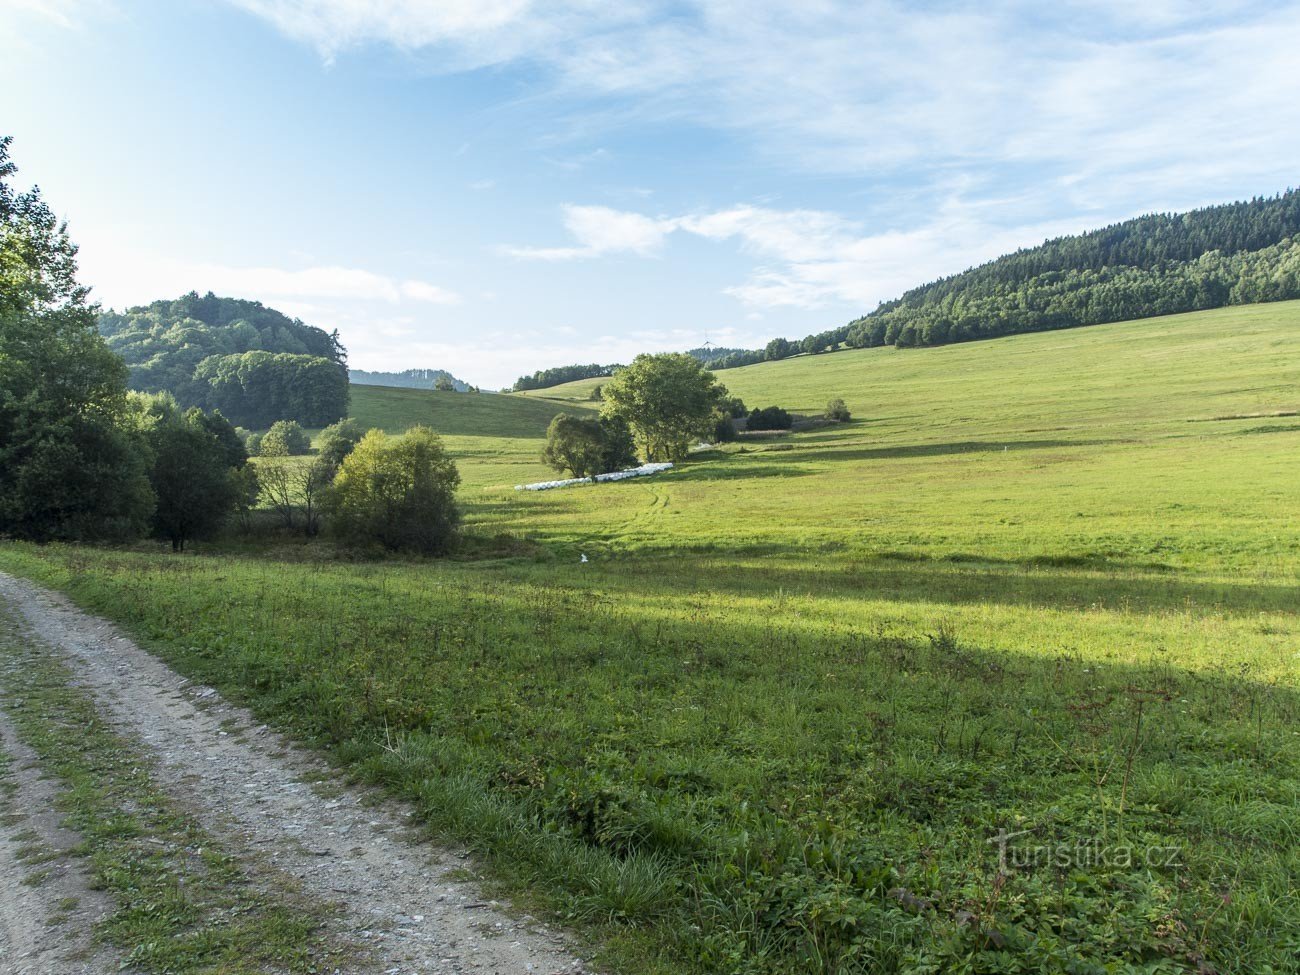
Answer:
[347,384,596,489]
[5,301,1299,974]
[487,302,1300,567]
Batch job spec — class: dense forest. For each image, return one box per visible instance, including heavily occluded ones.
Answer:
[785,191,1300,356]
[351,368,470,391]
[645,191,1300,372]
[98,293,349,427]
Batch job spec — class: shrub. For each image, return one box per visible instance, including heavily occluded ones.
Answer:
[747,406,793,431]
[260,419,311,456]
[317,418,364,469]
[824,398,852,422]
[329,426,460,554]
[713,412,738,442]
[542,414,606,479]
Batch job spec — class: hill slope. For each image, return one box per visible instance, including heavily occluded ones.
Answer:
[99,292,349,426]
[498,300,1300,560]
[816,190,1300,352]
[11,300,1300,974]
[346,384,596,490]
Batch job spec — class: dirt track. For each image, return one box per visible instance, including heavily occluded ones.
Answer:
[0,571,590,974]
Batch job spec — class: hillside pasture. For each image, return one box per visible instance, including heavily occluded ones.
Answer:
[5,301,1300,973]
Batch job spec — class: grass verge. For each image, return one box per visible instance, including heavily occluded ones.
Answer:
[0,607,349,974]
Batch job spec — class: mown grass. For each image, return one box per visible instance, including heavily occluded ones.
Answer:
[0,609,348,974]
[4,301,1300,973]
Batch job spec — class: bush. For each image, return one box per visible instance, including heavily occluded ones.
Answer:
[542,414,605,479]
[260,419,311,456]
[329,426,460,554]
[824,398,851,422]
[747,406,793,431]
[317,418,364,469]
[712,412,738,442]
[542,414,639,478]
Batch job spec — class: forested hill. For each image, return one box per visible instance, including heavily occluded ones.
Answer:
[834,190,1300,349]
[98,292,349,428]
[351,368,471,391]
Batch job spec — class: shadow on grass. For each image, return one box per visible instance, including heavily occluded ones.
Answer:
[780,437,1127,463]
[3,540,1297,974]
[576,546,1300,617]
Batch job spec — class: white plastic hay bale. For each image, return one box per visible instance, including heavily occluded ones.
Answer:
[516,462,674,492]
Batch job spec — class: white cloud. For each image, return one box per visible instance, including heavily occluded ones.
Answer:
[503,204,676,260]
[180,263,462,306]
[507,197,1086,310]
[0,0,104,28]
[74,236,462,314]
[230,0,1300,212]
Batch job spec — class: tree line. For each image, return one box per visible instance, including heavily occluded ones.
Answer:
[99,292,350,427]
[351,368,473,392]
[734,189,1300,362]
[0,137,459,555]
[511,362,622,391]
[549,190,1300,376]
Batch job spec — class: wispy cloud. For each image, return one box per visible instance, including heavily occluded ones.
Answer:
[506,198,1085,310]
[188,263,462,306]
[0,0,106,28]
[502,204,676,260]
[230,1,1300,210]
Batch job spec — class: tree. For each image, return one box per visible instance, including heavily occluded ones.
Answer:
[598,414,638,472]
[230,463,260,533]
[261,419,311,456]
[98,293,350,420]
[824,398,851,422]
[329,427,461,554]
[433,375,456,392]
[191,350,348,428]
[599,353,725,462]
[146,406,247,551]
[257,453,298,529]
[765,337,793,361]
[0,136,154,541]
[717,391,747,418]
[542,413,606,479]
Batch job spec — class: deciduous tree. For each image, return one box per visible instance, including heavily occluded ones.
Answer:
[599,353,725,462]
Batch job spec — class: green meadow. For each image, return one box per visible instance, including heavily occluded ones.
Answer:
[4,302,1299,973]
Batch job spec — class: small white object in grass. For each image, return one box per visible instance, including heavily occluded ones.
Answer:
[515,461,674,491]
[580,553,588,563]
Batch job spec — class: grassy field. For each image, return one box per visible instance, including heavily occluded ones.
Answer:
[344,384,596,490]
[4,302,1300,973]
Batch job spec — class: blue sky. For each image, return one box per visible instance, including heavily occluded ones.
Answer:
[3,0,1298,387]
